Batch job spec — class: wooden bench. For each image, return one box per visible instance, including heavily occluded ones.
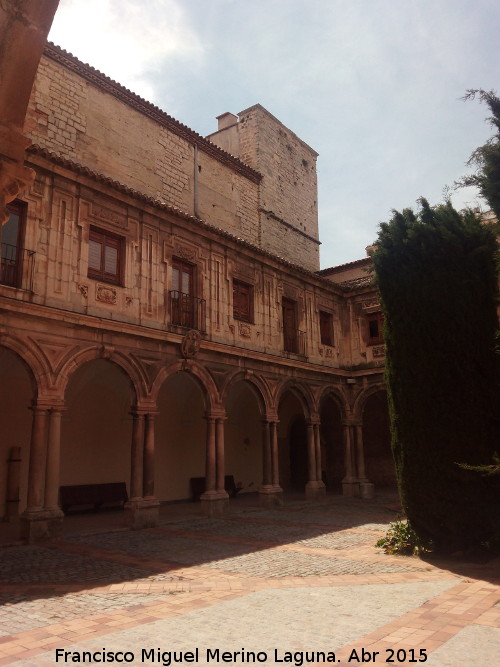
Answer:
[190,475,241,501]
[59,482,128,513]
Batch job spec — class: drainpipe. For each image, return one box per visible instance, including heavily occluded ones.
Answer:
[193,143,199,217]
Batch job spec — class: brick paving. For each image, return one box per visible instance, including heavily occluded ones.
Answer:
[0,493,498,666]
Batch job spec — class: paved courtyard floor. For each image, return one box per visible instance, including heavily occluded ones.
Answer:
[0,493,498,666]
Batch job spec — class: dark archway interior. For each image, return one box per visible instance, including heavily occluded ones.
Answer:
[320,396,344,492]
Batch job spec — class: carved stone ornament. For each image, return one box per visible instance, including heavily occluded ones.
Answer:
[91,203,124,226]
[361,298,380,310]
[78,283,88,298]
[238,323,251,338]
[372,345,386,358]
[96,283,117,305]
[180,329,201,358]
[175,245,196,261]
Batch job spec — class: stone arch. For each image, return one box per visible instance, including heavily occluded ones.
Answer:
[220,370,272,417]
[154,360,217,502]
[275,379,314,419]
[0,333,51,398]
[317,385,349,418]
[352,382,386,422]
[0,340,43,518]
[151,359,220,412]
[60,354,138,493]
[56,346,146,404]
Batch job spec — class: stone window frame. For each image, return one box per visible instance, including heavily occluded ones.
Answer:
[367,312,384,345]
[232,278,254,324]
[1,199,27,289]
[88,226,124,286]
[319,310,334,347]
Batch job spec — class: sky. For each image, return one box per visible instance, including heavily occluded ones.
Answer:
[48,0,499,269]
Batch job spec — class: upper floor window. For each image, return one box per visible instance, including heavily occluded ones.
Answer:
[233,279,253,323]
[88,227,123,285]
[319,310,334,346]
[1,200,26,288]
[367,312,384,345]
[282,297,299,353]
[170,257,206,331]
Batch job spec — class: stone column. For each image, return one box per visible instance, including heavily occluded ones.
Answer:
[355,423,374,499]
[314,422,326,496]
[21,402,50,541]
[125,409,159,529]
[201,414,227,515]
[215,417,229,503]
[128,412,145,502]
[342,421,359,497]
[25,404,49,513]
[306,419,325,500]
[142,414,156,499]
[44,408,64,517]
[260,419,283,506]
[260,420,273,489]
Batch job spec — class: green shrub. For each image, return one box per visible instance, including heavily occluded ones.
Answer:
[376,519,427,556]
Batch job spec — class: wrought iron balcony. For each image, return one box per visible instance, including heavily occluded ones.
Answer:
[0,244,36,292]
[169,290,206,332]
[283,328,306,356]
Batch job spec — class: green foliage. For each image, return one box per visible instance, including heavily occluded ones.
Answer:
[457,89,500,220]
[456,453,500,477]
[372,199,499,554]
[376,519,427,556]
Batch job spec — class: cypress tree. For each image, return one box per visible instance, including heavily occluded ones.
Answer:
[458,89,500,220]
[372,199,499,553]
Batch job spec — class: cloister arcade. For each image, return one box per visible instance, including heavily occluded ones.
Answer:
[0,333,391,538]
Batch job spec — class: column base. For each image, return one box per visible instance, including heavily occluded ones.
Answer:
[305,481,327,500]
[124,498,160,529]
[200,490,229,516]
[259,486,284,507]
[20,508,64,543]
[342,480,360,497]
[359,482,375,499]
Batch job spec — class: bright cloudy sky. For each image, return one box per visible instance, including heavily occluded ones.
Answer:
[48,0,499,268]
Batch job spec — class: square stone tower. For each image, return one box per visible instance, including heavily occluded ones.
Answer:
[207,105,320,271]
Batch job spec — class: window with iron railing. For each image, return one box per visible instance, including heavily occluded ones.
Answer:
[169,257,205,331]
[282,297,306,355]
[0,200,35,292]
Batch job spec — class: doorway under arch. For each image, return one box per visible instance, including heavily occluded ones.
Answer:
[278,391,308,492]
[155,371,206,502]
[320,395,344,492]
[224,380,263,496]
[61,359,134,492]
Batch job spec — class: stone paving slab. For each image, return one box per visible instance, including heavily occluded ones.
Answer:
[11,582,459,666]
[424,624,500,666]
[0,592,177,637]
[0,494,498,667]
[0,546,174,585]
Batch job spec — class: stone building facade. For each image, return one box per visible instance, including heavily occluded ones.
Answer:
[0,43,393,541]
